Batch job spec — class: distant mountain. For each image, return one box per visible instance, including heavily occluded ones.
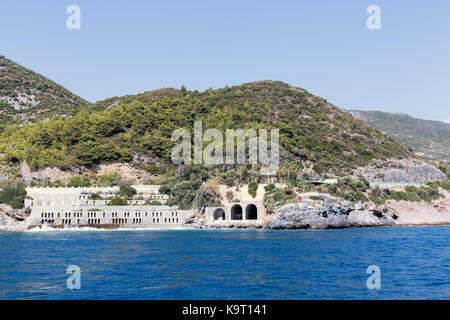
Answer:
[349,110,450,160]
[0,55,88,128]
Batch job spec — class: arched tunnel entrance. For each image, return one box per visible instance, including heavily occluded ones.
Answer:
[213,208,225,220]
[231,204,243,220]
[246,204,258,220]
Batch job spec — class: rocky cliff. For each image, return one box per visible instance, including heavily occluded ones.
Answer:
[355,159,447,183]
[267,201,395,229]
[0,204,27,231]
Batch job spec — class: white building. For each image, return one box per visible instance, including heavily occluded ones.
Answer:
[25,186,190,229]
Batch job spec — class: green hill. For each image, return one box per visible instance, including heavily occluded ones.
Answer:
[0,80,412,176]
[0,55,88,128]
[349,110,450,160]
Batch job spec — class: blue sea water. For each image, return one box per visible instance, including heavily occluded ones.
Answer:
[0,226,449,300]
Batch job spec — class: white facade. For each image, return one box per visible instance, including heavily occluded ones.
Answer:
[204,201,266,223]
[25,186,190,229]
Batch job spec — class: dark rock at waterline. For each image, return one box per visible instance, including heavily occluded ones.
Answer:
[267,202,395,229]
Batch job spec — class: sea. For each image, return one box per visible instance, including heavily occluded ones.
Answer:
[0,226,449,299]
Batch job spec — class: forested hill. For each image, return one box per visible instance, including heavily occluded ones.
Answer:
[0,56,88,128]
[349,110,450,160]
[0,81,412,176]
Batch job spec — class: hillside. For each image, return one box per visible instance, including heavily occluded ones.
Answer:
[0,81,412,179]
[0,56,88,128]
[349,110,450,160]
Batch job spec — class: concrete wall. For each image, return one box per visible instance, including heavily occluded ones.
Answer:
[25,187,267,229]
[29,204,192,229]
[25,187,186,229]
[25,185,168,206]
[205,201,266,222]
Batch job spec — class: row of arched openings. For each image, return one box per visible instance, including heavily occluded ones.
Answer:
[213,204,258,221]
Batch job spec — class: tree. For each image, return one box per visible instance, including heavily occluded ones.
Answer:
[248,181,259,198]
[0,182,26,209]
[107,196,127,206]
[68,175,90,187]
[118,183,137,198]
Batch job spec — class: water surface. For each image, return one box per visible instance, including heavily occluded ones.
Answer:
[0,226,449,299]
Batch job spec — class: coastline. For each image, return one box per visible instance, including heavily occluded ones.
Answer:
[1,222,450,233]
[387,189,450,226]
[1,189,449,232]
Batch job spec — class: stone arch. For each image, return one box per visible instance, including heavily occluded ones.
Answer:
[231,204,243,220]
[246,204,258,220]
[213,208,225,220]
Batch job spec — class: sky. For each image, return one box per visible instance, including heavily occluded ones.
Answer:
[1,0,449,122]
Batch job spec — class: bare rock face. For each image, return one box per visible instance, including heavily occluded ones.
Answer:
[357,159,447,183]
[95,163,154,184]
[347,210,390,227]
[267,202,395,229]
[192,187,220,210]
[20,161,75,183]
[19,161,33,183]
[0,205,27,232]
[183,212,207,228]
[383,163,447,183]
[0,166,10,183]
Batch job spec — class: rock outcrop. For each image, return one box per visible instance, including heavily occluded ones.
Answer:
[19,161,76,184]
[356,159,447,183]
[183,212,208,228]
[383,163,447,183]
[0,205,27,232]
[267,201,395,229]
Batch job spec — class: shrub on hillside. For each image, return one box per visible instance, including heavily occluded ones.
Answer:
[0,182,27,209]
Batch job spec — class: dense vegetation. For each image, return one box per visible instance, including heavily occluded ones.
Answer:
[1,58,445,213]
[263,183,293,211]
[368,185,441,205]
[330,176,371,203]
[29,171,123,188]
[426,180,450,191]
[0,182,26,209]
[106,183,137,206]
[0,56,88,129]
[248,181,259,198]
[273,174,444,205]
[0,81,412,178]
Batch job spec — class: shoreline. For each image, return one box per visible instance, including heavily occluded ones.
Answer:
[1,224,450,234]
[1,189,449,232]
[1,219,450,233]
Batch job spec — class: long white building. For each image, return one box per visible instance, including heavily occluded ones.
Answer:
[24,185,267,229]
[25,186,192,229]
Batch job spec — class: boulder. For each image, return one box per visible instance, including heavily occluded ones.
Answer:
[383,163,446,183]
[267,201,395,229]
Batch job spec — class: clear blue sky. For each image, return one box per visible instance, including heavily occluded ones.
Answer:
[1,0,449,121]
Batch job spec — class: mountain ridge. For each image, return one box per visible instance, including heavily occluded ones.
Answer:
[349,110,450,160]
[0,55,88,128]
[0,79,413,179]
